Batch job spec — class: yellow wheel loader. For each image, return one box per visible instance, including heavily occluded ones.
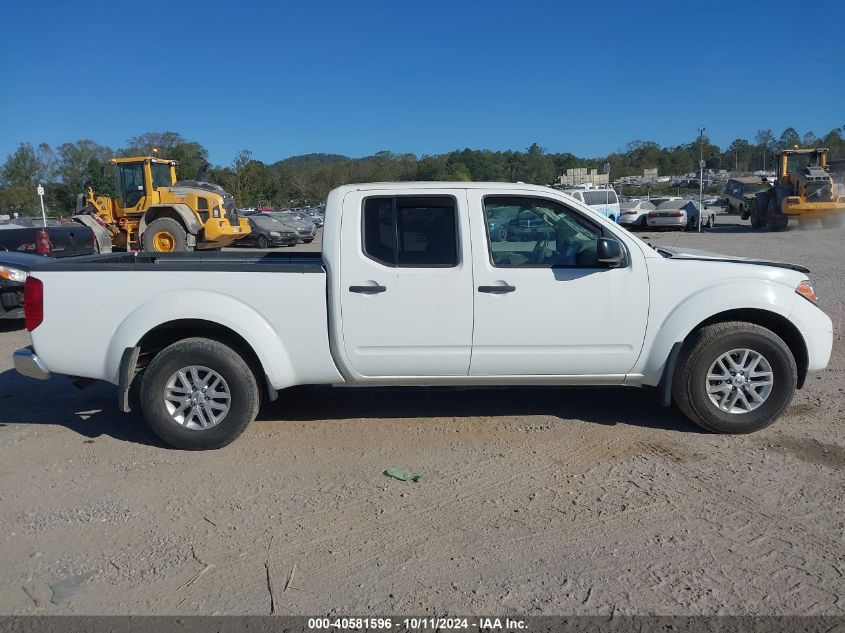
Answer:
[75,157,250,252]
[750,148,845,231]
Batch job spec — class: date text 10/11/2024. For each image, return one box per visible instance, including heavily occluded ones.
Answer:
[306,617,528,630]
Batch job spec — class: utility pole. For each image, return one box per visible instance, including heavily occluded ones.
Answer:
[697,127,706,233]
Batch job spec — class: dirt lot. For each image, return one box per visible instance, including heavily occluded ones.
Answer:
[0,219,843,616]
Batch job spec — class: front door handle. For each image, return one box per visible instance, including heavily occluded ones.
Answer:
[349,284,387,294]
[478,284,516,294]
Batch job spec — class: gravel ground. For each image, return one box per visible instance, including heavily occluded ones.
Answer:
[0,218,843,615]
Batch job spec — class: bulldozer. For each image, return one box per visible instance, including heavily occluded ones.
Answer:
[75,156,250,252]
[749,147,845,231]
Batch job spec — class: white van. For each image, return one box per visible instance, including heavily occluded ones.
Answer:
[565,188,621,222]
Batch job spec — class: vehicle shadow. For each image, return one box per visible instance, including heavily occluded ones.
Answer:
[0,369,162,447]
[259,385,703,434]
[0,372,702,448]
[0,319,25,333]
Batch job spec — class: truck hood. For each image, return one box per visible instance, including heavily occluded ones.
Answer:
[654,246,810,274]
[0,251,48,272]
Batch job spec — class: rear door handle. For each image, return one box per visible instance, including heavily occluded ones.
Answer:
[349,284,387,294]
[478,284,516,294]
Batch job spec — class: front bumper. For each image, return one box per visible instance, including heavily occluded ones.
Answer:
[203,217,252,242]
[13,346,51,380]
[1,286,24,319]
[271,235,299,246]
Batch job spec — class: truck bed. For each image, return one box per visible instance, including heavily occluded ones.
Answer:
[25,249,341,390]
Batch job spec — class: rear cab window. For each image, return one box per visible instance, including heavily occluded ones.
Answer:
[362,196,459,267]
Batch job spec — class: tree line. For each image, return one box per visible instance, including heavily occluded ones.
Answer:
[2,126,844,216]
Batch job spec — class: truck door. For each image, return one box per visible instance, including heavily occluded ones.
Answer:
[338,190,473,378]
[468,191,648,378]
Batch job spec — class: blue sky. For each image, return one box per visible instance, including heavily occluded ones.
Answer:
[2,0,843,166]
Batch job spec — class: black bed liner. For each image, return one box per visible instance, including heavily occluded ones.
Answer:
[24,250,325,273]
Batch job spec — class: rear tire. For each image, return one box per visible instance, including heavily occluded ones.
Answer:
[142,217,189,252]
[140,338,260,450]
[672,322,796,434]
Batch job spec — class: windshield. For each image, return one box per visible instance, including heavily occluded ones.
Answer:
[743,183,769,195]
[251,216,283,229]
[785,153,819,172]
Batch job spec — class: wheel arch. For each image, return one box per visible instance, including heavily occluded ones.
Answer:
[689,308,808,387]
[140,204,201,235]
[132,319,277,405]
[105,291,296,395]
[653,307,809,400]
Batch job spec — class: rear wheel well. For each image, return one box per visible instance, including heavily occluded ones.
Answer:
[136,319,267,393]
[684,309,809,388]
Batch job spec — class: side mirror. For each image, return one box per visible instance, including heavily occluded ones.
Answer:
[597,237,624,266]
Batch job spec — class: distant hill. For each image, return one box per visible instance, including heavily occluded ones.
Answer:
[270,153,350,170]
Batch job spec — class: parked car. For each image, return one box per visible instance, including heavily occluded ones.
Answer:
[619,200,656,227]
[564,188,621,222]
[8,182,831,449]
[724,177,771,219]
[487,205,519,241]
[269,212,316,243]
[647,200,716,230]
[507,209,556,241]
[239,216,298,249]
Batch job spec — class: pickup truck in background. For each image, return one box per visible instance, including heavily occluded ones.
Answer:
[0,216,109,257]
[0,218,110,320]
[8,182,833,449]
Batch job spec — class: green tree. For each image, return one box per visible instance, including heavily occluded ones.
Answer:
[0,143,40,214]
[779,127,801,149]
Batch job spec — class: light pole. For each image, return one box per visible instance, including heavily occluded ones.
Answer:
[603,162,611,217]
[699,159,705,232]
[36,184,47,226]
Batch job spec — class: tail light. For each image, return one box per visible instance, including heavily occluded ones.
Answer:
[24,277,44,331]
[35,229,52,256]
[669,211,685,218]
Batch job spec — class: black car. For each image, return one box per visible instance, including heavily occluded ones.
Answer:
[239,216,298,249]
[507,210,556,241]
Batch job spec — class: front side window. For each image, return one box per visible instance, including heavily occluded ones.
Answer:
[362,196,458,267]
[151,163,172,189]
[484,196,602,268]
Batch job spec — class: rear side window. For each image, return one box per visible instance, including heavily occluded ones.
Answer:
[363,196,458,267]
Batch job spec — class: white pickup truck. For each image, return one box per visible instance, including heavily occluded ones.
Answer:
[9,182,833,449]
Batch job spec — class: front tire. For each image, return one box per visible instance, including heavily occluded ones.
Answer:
[141,338,260,450]
[767,197,788,232]
[142,217,189,252]
[257,234,269,249]
[673,322,796,433]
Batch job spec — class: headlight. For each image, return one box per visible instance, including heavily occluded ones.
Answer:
[270,231,281,237]
[796,280,818,303]
[0,265,27,283]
